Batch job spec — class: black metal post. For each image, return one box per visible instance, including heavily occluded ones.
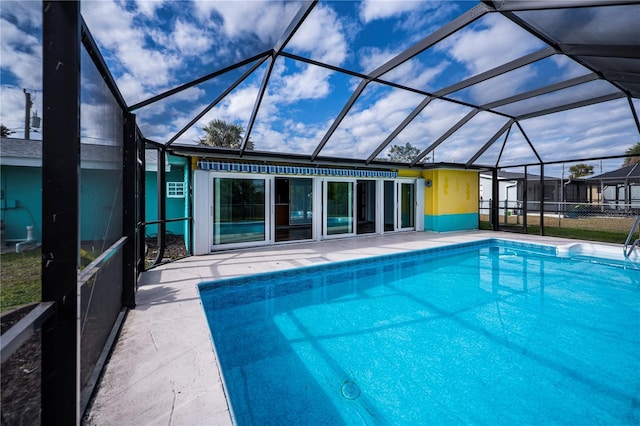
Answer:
[153,147,167,265]
[138,134,146,272]
[523,165,528,232]
[492,168,499,231]
[540,163,545,235]
[122,112,136,307]
[41,1,81,424]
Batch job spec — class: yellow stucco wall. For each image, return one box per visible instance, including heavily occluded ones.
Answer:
[397,168,478,215]
[421,169,478,215]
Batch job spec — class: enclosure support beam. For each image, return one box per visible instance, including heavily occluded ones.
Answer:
[122,112,137,307]
[492,169,500,231]
[241,55,277,156]
[467,119,514,167]
[139,131,147,272]
[411,109,480,166]
[153,147,167,265]
[167,56,269,147]
[366,96,433,164]
[539,163,545,235]
[523,165,528,231]
[42,1,81,423]
[628,97,640,135]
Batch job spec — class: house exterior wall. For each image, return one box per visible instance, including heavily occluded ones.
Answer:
[0,165,124,243]
[421,169,479,232]
[1,165,42,241]
[144,165,188,238]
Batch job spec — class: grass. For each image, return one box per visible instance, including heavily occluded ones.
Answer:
[1,248,41,313]
[479,221,628,244]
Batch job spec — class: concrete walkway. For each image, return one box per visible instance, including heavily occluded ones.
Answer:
[83,231,624,425]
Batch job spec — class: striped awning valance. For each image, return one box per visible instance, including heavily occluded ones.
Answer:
[197,160,397,178]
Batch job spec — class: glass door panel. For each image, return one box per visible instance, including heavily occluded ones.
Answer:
[384,180,395,232]
[275,177,313,242]
[325,181,354,236]
[399,182,415,229]
[357,180,376,234]
[213,177,266,245]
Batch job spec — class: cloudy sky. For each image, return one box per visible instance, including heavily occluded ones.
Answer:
[1,0,638,176]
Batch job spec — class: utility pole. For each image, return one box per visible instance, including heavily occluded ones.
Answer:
[24,88,32,140]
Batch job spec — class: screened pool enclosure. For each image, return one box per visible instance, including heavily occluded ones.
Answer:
[0,0,639,423]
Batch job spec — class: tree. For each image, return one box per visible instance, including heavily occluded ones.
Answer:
[622,142,640,166]
[199,119,254,150]
[385,143,421,163]
[1,124,15,138]
[568,163,594,179]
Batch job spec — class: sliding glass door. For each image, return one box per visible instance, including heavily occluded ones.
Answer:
[383,179,416,231]
[324,180,355,237]
[275,177,313,242]
[213,176,267,246]
[357,180,376,234]
[399,182,415,229]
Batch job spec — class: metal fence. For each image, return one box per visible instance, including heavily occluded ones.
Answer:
[480,199,638,237]
[1,3,139,424]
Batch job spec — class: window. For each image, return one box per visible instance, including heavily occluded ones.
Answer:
[167,182,185,198]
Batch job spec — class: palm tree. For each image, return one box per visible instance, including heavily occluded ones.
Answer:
[623,142,640,166]
[199,119,254,150]
[1,124,15,137]
[568,163,593,179]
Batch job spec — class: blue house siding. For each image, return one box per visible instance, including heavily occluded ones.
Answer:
[1,165,42,241]
[81,168,123,244]
[424,212,478,232]
[144,157,189,239]
[0,166,126,244]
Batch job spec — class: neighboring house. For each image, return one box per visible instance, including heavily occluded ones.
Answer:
[0,138,43,243]
[588,164,640,209]
[0,137,189,247]
[479,171,590,214]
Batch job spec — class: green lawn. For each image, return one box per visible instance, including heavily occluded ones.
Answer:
[1,249,41,312]
[479,221,628,244]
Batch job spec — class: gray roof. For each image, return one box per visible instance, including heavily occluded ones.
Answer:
[1,137,122,169]
[589,163,640,181]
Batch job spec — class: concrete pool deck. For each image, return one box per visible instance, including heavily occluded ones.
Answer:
[84,230,628,425]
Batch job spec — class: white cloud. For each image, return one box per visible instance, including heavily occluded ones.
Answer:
[439,13,544,76]
[467,65,539,105]
[0,1,40,29]
[134,0,166,18]
[82,0,181,102]
[319,88,425,158]
[0,17,42,89]
[172,19,214,57]
[273,65,333,104]
[359,0,426,23]
[520,98,638,163]
[194,1,300,46]
[380,57,450,91]
[287,4,348,65]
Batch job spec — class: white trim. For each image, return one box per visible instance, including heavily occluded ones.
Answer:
[192,169,211,255]
[415,178,425,231]
[166,181,185,198]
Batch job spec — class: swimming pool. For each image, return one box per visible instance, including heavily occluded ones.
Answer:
[198,239,640,425]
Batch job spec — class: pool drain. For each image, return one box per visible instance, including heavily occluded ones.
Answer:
[341,381,361,400]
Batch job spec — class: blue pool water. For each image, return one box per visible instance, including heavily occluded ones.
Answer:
[198,239,640,425]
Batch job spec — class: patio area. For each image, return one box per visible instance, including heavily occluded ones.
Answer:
[83,230,625,425]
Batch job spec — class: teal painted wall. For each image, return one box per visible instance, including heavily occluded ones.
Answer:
[1,166,123,243]
[424,213,478,232]
[80,168,123,245]
[144,160,188,238]
[1,166,42,241]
